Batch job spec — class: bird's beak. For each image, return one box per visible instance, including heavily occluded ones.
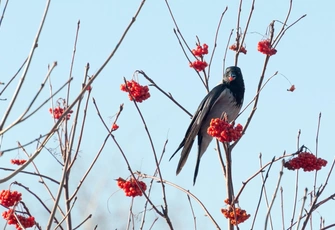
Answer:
[228,73,237,82]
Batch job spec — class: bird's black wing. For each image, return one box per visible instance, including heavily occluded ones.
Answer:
[170,84,228,174]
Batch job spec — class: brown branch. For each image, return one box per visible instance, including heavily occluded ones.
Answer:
[137,70,192,117]
[208,6,228,82]
[137,173,221,229]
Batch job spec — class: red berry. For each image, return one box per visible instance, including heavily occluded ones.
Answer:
[0,190,22,207]
[257,40,277,56]
[120,80,150,103]
[189,60,208,72]
[207,118,243,143]
[221,207,250,225]
[10,159,27,166]
[229,44,247,54]
[284,152,327,172]
[116,177,147,197]
[112,123,119,131]
[192,43,209,57]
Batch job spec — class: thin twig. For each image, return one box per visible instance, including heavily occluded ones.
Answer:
[137,70,192,117]
[45,137,72,230]
[295,188,308,230]
[19,141,65,218]
[187,194,197,230]
[0,133,47,155]
[0,58,27,97]
[0,0,9,29]
[72,214,92,230]
[0,0,146,184]
[264,162,284,230]
[280,187,285,230]
[260,156,274,230]
[69,103,123,202]
[0,0,51,132]
[0,167,59,184]
[208,7,228,82]
[126,198,134,230]
[172,29,207,90]
[63,21,82,229]
[274,13,307,48]
[68,63,91,171]
[216,140,226,178]
[233,0,243,66]
[250,155,275,229]
[237,0,255,58]
[289,169,299,230]
[234,151,297,203]
[164,0,193,60]
[313,113,321,196]
[13,181,62,227]
[140,139,168,230]
[0,62,57,135]
[53,197,77,230]
[123,77,174,229]
[92,99,167,221]
[137,173,221,230]
[233,70,278,126]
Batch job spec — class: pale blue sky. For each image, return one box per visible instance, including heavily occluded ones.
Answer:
[0,0,334,229]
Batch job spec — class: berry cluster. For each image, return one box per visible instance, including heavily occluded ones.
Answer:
[49,107,73,120]
[189,43,209,72]
[207,118,243,143]
[229,44,247,54]
[2,209,35,230]
[120,80,150,103]
[257,40,277,56]
[284,152,327,172]
[189,60,208,72]
[10,159,27,166]
[112,123,119,131]
[221,207,250,225]
[116,177,147,197]
[192,43,208,57]
[1,190,35,229]
[0,190,22,207]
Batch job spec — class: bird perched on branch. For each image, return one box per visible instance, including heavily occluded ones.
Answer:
[170,66,245,184]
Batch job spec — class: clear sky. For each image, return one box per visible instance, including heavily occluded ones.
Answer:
[0,0,334,229]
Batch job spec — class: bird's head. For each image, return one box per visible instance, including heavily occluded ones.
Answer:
[222,66,243,84]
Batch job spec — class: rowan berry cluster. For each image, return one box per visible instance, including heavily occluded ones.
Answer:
[0,190,22,207]
[120,80,150,103]
[189,43,208,72]
[284,152,327,172]
[10,159,27,166]
[117,177,147,197]
[2,209,35,230]
[189,60,208,72]
[49,107,73,120]
[0,190,35,229]
[192,43,208,57]
[257,40,277,56]
[207,118,243,142]
[221,207,250,225]
[229,44,247,54]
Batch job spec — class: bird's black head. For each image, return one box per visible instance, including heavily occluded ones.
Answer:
[222,66,245,106]
[223,66,243,83]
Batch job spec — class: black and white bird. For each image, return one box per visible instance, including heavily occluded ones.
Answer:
[170,66,245,184]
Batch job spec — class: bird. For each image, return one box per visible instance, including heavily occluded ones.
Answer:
[170,66,245,185]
